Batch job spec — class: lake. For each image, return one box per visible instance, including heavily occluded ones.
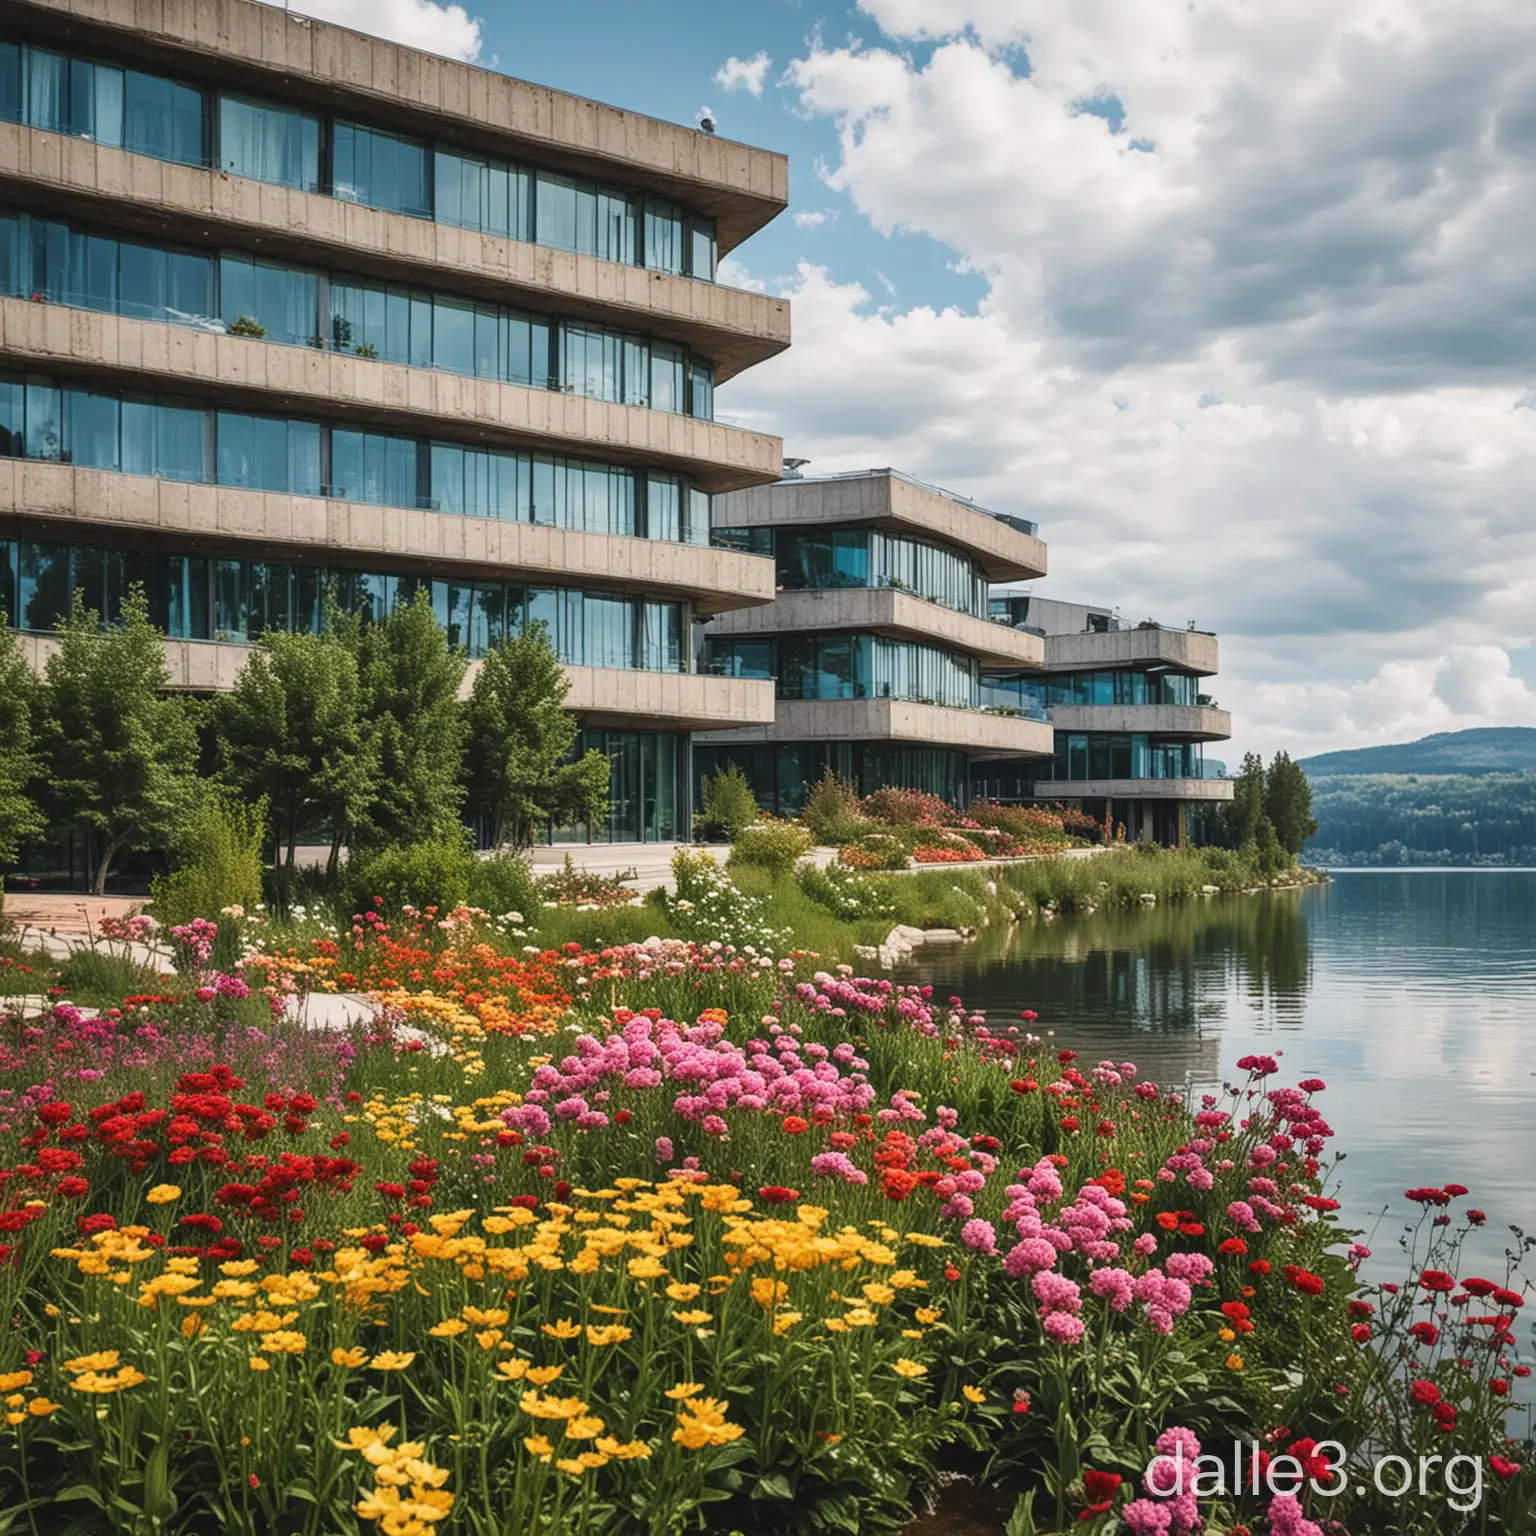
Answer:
[898,870,1536,1286]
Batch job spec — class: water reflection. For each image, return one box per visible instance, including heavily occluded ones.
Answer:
[900,889,1313,1088]
[900,873,1536,1284]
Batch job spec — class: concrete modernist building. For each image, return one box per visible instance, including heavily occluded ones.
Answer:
[0,0,791,844]
[975,594,1235,844]
[694,469,1056,811]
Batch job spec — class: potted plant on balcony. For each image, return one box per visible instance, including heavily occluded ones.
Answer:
[228,314,267,338]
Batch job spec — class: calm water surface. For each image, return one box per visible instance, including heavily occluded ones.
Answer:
[898,871,1536,1281]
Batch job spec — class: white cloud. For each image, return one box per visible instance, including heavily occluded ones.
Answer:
[257,0,482,60]
[721,2,1536,756]
[793,210,832,229]
[715,52,773,97]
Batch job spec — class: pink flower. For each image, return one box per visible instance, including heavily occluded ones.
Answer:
[1121,1498,1172,1534]
[1042,1310,1086,1344]
[961,1219,997,1255]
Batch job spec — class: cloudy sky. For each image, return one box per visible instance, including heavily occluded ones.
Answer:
[279,0,1536,760]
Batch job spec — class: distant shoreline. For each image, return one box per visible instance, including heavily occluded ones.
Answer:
[1318,865,1536,874]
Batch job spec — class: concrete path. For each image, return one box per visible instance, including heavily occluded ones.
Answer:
[2,893,145,935]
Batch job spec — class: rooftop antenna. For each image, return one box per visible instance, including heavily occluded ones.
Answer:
[782,457,810,480]
[698,109,717,135]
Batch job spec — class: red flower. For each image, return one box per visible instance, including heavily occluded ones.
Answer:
[56,1177,89,1198]
[1219,1238,1248,1255]
[1351,1323,1371,1343]
[1443,1183,1468,1197]
[1462,1278,1498,1297]
[944,1264,961,1283]
[1284,1265,1324,1296]
[1010,1079,1038,1096]
[38,1102,73,1126]
[782,1116,810,1135]
[1490,1378,1509,1397]
[1419,1269,1456,1293]
[1408,1379,1440,1407]
[1406,1187,1450,1207]
[1466,1209,1486,1225]
[1490,1455,1522,1481]
[1408,1321,1439,1347]
[1248,1260,1272,1275]
[758,1186,799,1205]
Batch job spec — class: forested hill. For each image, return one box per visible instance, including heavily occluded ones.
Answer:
[1297,727,1536,776]
[1302,769,1536,867]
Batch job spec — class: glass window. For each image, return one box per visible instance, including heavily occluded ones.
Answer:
[166,554,208,639]
[686,487,711,547]
[689,362,714,420]
[64,389,119,472]
[0,212,18,299]
[596,190,637,265]
[0,42,20,126]
[123,69,203,164]
[562,326,622,403]
[24,47,64,134]
[535,173,597,255]
[646,473,680,542]
[333,122,429,217]
[650,342,684,414]
[24,379,62,461]
[331,429,420,508]
[688,216,717,281]
[432,297,475,375]
[68,57,123,146]
[216,412,321,495]
[0,373,21,457]
[643,199,683,274]
[119,239,214,326]
[18,540,71,631]
[434,148,530,240]
[218,95,319,191]
[221,255,317,346]
[120,396,207,482]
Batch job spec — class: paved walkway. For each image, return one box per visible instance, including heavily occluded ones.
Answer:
[3,893,146,935]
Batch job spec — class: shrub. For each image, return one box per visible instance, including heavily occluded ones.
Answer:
[797,860,898,922]
[860,787,954,827]
[467,850,539,921]
[346,828,479,917]
[838,833,909,871]
[150,791,266,935]
[728,822,813,879]
[801,769,870,845]
[696,763,760,842]
[536,854,638,909]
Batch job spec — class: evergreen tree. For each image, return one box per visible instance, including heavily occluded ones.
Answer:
[1264,751,1318,855]
[463,624,608,848]
[1219,751,1267,849]
[213,629,378,875]
[34,589,200,894]
[0,615,43,867]
[354,590,468,848]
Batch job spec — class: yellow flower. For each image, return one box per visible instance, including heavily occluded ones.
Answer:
[566,1415,605,1440]
[905,1232,946,1248]
[337,1423,397,1453]
[145,1185,181,1205]
[27,1397,60,1417]
[260,1331,307,1355]
[220,1259,259,1277]
[1225,1353,1244,1371]
[62,1352,119,1374]
[672,1309,713,1326]
[332,1347,368,1369]
[627,1256,668,1280]
[555,1458,588,1477]
[664,1382,704,1401]
[462,1306,509,1327]
[891,1358,928,1379]
[248,1356,272,1372]
[1218,1327,1236,1343]
[862,1282,896,1306]
[541,1319,582,1340]
[595,1436,652,1460]
[824,1318,848,1334]
[772,1311,802,1336]
[585,1325,632,1347]
[526,1365,564,1386]
[914,1307,943,1325]
[0,1372,33,1393]
[181,1314,204,1340]
[664,1282,700,1302]
[519,1393,588,1421]
[476,1329,504,1352]
[750,1278,787,1308]
[430,1319,469,1338]
[369,1352,416,1372]
[962,1385,986,1405]
[523,1434,554,1458]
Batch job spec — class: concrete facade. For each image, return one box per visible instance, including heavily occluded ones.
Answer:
[1039,625,1220,676]
[0,121,790,382]
[699,699,1055,761]
[0,298,780,492]
[1027,778,1234,803]
[1047,704,1233,741]
[11,0,788,254]
[716,471,1049,582]
[707,586,1046,668]
[1,0,793,845]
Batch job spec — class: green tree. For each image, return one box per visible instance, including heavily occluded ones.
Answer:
[697,762,759,841]
[354,590,468,848]
[0,615,43,867]
[1219,751,1267,849]
[213,629,378,876]
[463,625,608,848]
[1264,751,1318,855]
[34,589,201,894]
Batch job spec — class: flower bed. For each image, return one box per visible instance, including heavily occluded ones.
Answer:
[0,916,1528,1534]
